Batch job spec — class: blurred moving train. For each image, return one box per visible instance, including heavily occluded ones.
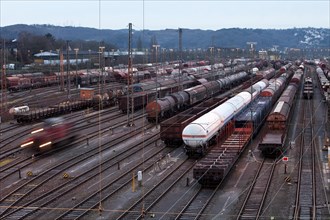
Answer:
[20,117,77,151]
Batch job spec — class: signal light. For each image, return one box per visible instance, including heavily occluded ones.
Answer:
[39,142,52,148]
[31,128,44,134]
[21,141,34,148]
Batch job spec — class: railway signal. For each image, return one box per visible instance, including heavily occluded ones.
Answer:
[282,156,288,174]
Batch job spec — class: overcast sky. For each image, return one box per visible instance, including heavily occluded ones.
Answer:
[1,0,329,30]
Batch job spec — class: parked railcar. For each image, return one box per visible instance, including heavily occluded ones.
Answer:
[160,97,227,146]
[279,63,292,74]
[290,70,303,86]
[255,68,275,80]
[132,75,197,93]
[93,88,124,110]
[6,69,116,92]
[316,67,330,100]
[235,96,273,135]
[119,76,199,113]
[258,83,299,157]
[14,100,94,123]
[260,76,286,104]
[9,106,30,114]
[7,76,31,92]
[118,91,157,113]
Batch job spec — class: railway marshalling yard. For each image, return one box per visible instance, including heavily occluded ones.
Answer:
[0,62,330,219]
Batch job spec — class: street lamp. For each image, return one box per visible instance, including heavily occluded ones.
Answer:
[169,49,173,64]
[74,48,79,87]
[145,49,148,64]
[66,40,70,98]
[209,47,215,80]
[111,49,115,72]
[49,50,53,80]
[161,48,166,77]
[99,46,105,94]
[217,49,221,63]
[87,49,91,75]
[152,44,160,128]
[56,49,61,90]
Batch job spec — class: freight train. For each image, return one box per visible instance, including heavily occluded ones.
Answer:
[234,73,293,134]
[191,69,297,187]
[118,75,199,113]
[20,117,77,152]
[145,71,249,122]
[147,68,276,123]
[13,99,94,123]
[6,69,115,92]
[117,62,246,113]
[182,79,269,156]
[184,68,295,157]
[158,67,275,147]
[258,70,302,157]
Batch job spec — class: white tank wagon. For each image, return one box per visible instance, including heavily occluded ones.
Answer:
[9,106,30,114]
[182,79,268,154]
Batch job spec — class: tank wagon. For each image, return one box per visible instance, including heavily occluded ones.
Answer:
[146,72,249,122]
[279,63,293,74]
[113,69,151,83]
[20,117,77,152]
[118,76,199,113]
[9,106,30,115]
[160,97,228,146]
[258,72,302,157]
[131,76,196,93]
[182,79,269,157]
[255,68,276,80]
[93,88,124,110]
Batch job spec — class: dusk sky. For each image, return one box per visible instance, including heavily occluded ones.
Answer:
[1,0,329,30]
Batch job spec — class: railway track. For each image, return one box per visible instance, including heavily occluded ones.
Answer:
[0,119,154,218]
[114,159,196,220]
[1,128,164,219]
[0,109,145,182]
[236,158,276,220]
[173,187,216,220]
[293,87,318,219]
[0,107,121,168]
